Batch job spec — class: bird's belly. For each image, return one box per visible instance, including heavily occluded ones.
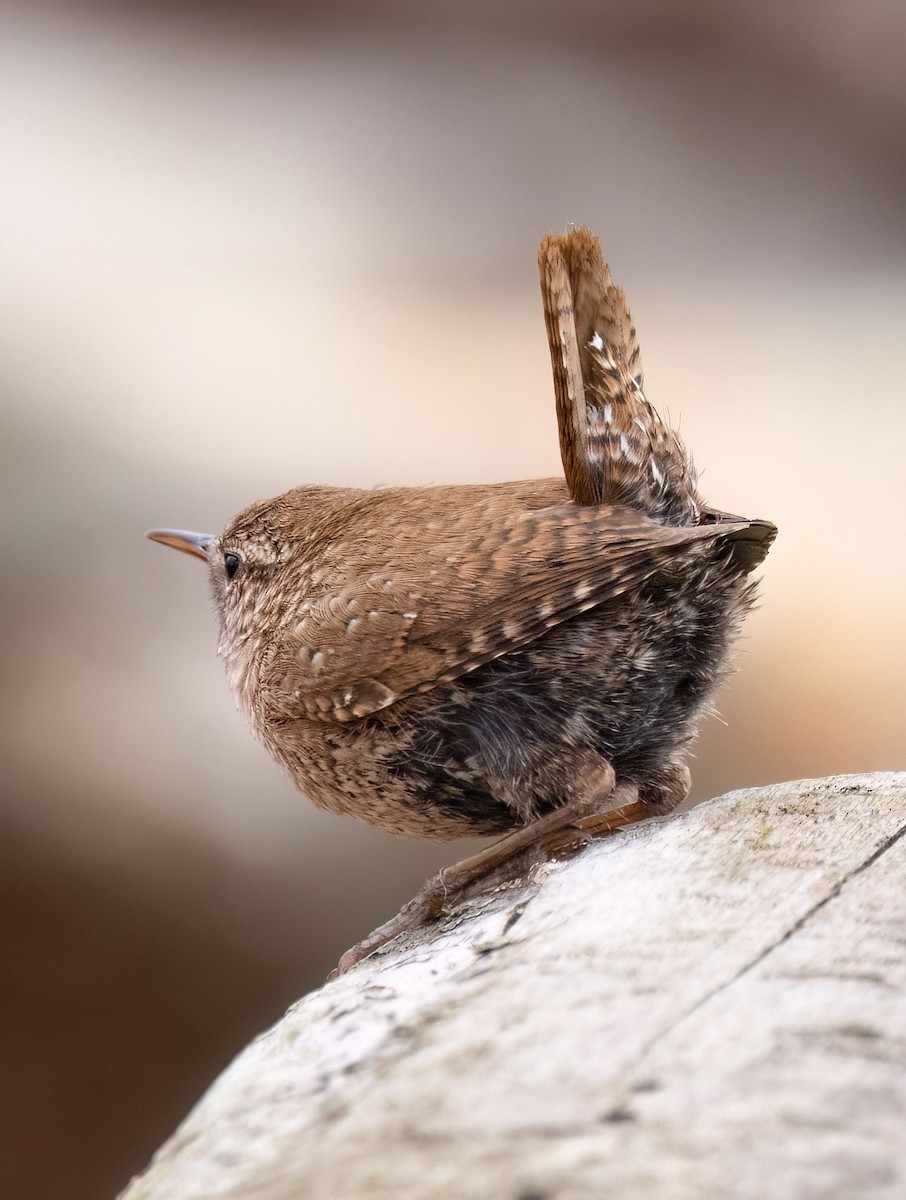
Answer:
[259,713,499,839]
[261,564,750,839]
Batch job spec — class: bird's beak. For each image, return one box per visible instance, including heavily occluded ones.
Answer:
[146,529,214,561]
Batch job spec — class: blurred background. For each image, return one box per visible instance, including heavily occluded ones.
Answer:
[1,2,904,1197]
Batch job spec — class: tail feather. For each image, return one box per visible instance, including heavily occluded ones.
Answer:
[538,228,699,525]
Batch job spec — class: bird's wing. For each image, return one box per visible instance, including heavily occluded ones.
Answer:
[261,503,761,723]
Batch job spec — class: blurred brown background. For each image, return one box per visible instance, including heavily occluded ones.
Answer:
[1,2,904,1197]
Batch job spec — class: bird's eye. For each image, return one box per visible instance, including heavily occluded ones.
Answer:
[224,552,241,580]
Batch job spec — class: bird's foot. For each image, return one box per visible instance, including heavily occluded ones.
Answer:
[329,762,690,978]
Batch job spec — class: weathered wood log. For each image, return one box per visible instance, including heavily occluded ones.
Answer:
[119,773,906,1200]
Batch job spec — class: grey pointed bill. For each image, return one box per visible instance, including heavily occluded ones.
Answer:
[146,529,214,561]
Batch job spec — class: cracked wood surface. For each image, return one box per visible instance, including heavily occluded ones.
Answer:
[119,773,906,1200]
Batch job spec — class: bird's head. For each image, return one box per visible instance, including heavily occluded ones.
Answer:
[147,486,362,703]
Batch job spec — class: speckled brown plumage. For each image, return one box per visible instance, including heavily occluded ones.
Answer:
[148,228,776,969]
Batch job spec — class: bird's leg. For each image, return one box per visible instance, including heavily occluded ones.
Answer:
[334,753,619,976]
[576,761,692,837]
[333,760,695,977]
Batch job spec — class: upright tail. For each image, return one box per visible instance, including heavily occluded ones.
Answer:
[538,228,700,525]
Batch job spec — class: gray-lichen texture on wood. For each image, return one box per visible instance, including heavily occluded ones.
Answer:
[120,773,906,1200]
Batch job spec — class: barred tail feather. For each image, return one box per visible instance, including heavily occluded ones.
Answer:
[539,227,700,525]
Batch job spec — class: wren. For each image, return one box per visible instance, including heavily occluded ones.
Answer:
[148,229,775,972]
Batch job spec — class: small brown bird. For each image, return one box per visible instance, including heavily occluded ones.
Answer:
[149,229,775,971]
